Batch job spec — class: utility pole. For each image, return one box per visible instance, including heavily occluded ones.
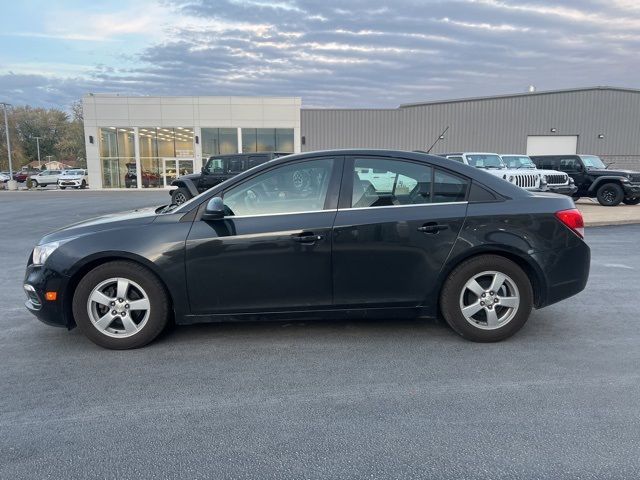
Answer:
[1,102,12,177]
[34,136,42,169]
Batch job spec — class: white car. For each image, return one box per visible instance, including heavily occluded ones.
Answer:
[30,169,62,188]
[57,169,89,189]
[443,152,544,191]
[0,172,10,183]
[500,154,577,196]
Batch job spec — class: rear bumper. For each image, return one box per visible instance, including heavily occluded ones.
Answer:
[547,184,578,196]
[23,263,72,328]
[532,239,590,308]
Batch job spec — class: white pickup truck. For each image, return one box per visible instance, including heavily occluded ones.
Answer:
[441,152,545,191]
[500,154,576,196]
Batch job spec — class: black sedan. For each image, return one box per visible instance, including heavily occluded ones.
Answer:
[24,150,590,349]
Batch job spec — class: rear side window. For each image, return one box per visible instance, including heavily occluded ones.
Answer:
[248,155,268,169]
[350,157,469,208]
[227,157,244,174]
[433,169,469,203]
[558,157,580,172]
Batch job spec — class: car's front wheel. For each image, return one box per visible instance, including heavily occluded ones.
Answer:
[623,197,640,205]
[171,187,192,205]
[440,255,533,342]
[72,261,170,349]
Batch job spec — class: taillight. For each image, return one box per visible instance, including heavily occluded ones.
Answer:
[555,208,585,238]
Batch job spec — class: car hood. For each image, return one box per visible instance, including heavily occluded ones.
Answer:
[59,175,83,180]
[536,169,567,176]
[587,168,638,176]
[175,173,201,182]
[39,206,161,244]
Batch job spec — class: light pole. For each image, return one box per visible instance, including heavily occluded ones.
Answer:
[1,102,12,177]
[34,136,42,169]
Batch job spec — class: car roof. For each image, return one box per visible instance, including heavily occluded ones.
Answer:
[501,154,530,157]
[206,152,290,159]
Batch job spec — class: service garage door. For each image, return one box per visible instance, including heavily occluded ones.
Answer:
[526,135,578,155]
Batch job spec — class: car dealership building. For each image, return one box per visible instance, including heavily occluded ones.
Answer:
[83,87,640,189]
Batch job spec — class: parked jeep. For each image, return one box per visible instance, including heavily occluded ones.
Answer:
[500,154,577,196]
[530,154,640,206]
[169,152,290,204]
[441,153,545,191]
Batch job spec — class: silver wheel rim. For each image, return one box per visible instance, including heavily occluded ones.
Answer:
[459,270,520,330]
[174,192,187,204]
[86,277,151,338]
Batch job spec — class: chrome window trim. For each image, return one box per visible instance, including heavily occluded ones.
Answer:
[225,209,335,219]
[216,200,468,220]
[339,201,468,212]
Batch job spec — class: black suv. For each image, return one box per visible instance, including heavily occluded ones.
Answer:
[170,152,290,204]
[530,154,640,206]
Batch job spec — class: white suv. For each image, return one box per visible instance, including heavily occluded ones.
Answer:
[442,153,544,191]
[500,155,577,196]
[30,170,62,188]
[58,169,89,189]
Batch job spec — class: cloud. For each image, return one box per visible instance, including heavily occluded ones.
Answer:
[1,0,639,108]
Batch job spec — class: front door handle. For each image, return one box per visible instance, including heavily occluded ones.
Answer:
[291,232,324,243]
[418,223,449,234]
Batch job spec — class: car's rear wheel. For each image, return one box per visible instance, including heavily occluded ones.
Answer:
[596,182,623,206]
[623,197,640,205]
[440,255,533,342]
[171,187,192,205]
[72,261,170,349]
[31,179,39,188]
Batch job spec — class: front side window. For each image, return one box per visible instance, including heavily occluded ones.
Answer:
[205,158,224,174]
[580,155,606,169]
[223,158,334,216]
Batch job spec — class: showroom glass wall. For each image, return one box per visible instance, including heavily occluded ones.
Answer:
[98,127,295,188]
[99,127,135,188]
[241,128,294,153]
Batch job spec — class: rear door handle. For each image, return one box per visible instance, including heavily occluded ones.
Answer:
[291,232,324,243]
[418,223,449,234]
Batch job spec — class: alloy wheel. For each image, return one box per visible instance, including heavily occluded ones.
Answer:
[459,270,520,330]
[86,277,151,338]
[173,192,187,204]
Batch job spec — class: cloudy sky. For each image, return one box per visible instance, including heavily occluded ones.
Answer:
[1,0,639,109]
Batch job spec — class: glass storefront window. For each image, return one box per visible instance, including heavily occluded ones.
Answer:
[241,128,294,153]
[99,127,135,188]
[276,128,294,152]
[157,128,175,157]
[202,128,238,157]
[174,127,194,157]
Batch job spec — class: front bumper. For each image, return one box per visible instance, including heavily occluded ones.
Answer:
[24,263,73,328]
[622,183,640,198]
[547,184,578,196]
[58,180,82,187]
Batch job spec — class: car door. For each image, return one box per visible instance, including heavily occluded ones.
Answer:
[332,155,468,308]
[48,170,61,184]
[185,156,342,314]
[557,156,587,193]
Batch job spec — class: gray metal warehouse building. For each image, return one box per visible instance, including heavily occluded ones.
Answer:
[301,86,640,169]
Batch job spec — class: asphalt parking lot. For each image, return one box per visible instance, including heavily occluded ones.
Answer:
[2,190,640,479]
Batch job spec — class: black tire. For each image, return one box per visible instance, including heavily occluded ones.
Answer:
[440,255,534,342]
[623,197,640,206]
[59,186,66,190]
[31,179,39,188]
[171,187,192,205]
[81,180,87,189]
[596,182,624,206]
[72,261,170,349]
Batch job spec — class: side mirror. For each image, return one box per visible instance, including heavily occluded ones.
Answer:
[202,197,225,221]
[575,164,584,172]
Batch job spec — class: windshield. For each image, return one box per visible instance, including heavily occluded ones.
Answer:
[466,154,504,169]
[580,155,606,169]
[502,155,535,169]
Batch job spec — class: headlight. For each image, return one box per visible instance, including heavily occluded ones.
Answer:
[621,177,630,183]
[32,241,64,265]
